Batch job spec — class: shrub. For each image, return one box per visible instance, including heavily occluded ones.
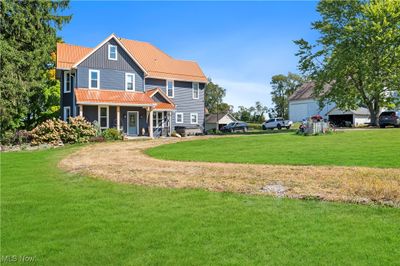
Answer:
[1,131,16,146]
[13,130,33,145]
[69,116,97,143]
[102,128,122,141]
[31,117,96,145]
[89,136,106,142]
[31,119,73,145]
[247,123,262,130]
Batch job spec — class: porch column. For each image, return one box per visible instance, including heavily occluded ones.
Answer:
[116,106,120,131]
[149,109,154,138]
[79,105,83,117]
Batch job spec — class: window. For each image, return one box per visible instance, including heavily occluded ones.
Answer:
[176,112,184,124]
[125,73,135,91]
[153,112,164,128]
[64,72,71,93]
[98,106,109,129]
[166,80,174,98]
[108,44,117,60]
[192,82,199,99]
[63,106,71,121]
[190,113,198,124]
[89,70,100,89]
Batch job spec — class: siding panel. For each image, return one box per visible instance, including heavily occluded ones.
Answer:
[77,39,144,91]
[145,78,205,131]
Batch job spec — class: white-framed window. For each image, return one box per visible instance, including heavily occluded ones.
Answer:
[166,80,174,98]
[89,69,100,89]
[190,113,198,124]
[98,106,109,129]
[125,73,135,91]
[63,106,71,121]
[192,82,199,99]
[64,71,71,93]
[176,112,184,124]
[153,111,164,128]
[108,44,117,60]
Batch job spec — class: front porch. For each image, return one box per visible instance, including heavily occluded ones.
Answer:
[74,88,176,138]
[78,104,173,138]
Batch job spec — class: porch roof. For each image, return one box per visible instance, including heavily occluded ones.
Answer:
[75,88,175,110]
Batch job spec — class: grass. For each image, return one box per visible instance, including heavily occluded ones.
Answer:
[147,129,400,168]
[1,146,400,264]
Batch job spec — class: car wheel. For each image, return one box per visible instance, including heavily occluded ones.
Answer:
[286,126,291,130]
[277,124,282,130]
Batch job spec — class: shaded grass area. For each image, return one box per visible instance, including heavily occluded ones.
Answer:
[147,129,400,168]
[1,147,400,264]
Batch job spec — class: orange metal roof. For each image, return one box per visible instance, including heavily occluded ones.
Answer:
[75,89,156,106]
[57,35,207,83]
[75,88,176,110]
[56,43,92,69]
[154,102,175,110]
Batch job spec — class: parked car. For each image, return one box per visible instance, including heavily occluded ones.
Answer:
[262,118,293,130]
[379,111,400,128]
[221,122,248,133]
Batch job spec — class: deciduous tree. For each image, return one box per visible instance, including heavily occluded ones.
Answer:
[295,0,400,125]
[270,73,304,119]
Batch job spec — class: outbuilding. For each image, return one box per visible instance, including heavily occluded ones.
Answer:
[288,82,335,122]
[326,107,370,127]
[205,113,237,131]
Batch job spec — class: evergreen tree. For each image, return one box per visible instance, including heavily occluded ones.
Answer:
[0,0,71,139]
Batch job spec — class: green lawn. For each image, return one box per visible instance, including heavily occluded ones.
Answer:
[147,129,400,168]
[1,147,400,265]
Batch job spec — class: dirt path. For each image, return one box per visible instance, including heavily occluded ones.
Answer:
[59,137,400,206]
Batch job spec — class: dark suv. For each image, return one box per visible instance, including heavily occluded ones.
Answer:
[221,122,248,133]
[379,111,400,128]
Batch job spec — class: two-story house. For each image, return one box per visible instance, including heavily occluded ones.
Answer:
[56,34,207,137]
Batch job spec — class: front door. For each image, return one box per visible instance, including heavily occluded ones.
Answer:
[127,111,138,135]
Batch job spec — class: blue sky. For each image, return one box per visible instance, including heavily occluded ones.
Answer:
[59,1,320,110]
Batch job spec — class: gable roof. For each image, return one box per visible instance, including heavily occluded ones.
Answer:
[56,43,92,70]
[205,113,237,123]
[289,82,331,101]
[145,88,175,106]
[57,34,208,83]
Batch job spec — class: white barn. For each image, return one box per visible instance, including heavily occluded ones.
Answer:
[288,82,371,126]
[288,82,335,122]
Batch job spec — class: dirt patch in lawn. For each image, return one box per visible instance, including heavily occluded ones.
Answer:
[59,137,400,207]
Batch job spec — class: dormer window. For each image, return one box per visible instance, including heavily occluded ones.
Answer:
[108,44,117,60]
[166,80,174,98]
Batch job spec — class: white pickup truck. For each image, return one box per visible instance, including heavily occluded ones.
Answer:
[262,118,293,130]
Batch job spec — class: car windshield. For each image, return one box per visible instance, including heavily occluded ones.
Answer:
[227,122,236,127]
[380,111,395,117]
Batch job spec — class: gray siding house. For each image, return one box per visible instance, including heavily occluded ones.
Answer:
[56,34,208,137]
